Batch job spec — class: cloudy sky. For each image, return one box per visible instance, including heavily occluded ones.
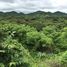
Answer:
[0,0,67,13]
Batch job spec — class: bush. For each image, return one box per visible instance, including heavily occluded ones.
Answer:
[0,63,5,67]
[60,51,67,66]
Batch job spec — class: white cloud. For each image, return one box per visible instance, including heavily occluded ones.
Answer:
[0,0,67,13]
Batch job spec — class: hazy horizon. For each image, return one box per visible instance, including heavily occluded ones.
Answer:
[0,0,67,13]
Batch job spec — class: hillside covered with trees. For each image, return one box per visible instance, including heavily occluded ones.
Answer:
[0,11,67,67]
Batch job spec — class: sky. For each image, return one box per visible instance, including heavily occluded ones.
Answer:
[0,0,67,13]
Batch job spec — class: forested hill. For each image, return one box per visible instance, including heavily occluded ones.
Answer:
[0,11,67,17]
[27,11,67,17]
[0,11,67,31]
[0,11,67,67]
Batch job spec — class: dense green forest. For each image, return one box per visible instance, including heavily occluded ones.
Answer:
[0,11,67,67]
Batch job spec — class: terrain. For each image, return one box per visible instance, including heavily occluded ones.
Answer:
[0,11,67,67]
